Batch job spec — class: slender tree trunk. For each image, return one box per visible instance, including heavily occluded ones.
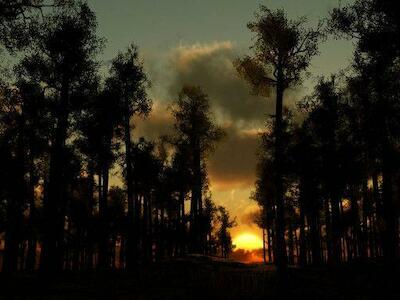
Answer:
[274,74,288,281]
[287,222,295,265]
[119,235,125,269]
[191,140,202,253]
[309,208,322,265]
[294,228,300,265]
[99,161,111,269]
[143,193,148,262]
[298,185,307,266]
[350,185,364,259]
[3,158,23,273]
[267,227,273,263]
[26,149,37,271]
[330,191,342,263]
[148,194,153,262]
[262,228,267,264]
[86,164,95,270]
[41,77,70,273]
[324,197,333,263]
[362,179,370,258]
[124,108,135,270]
[381,148,398,262]
[134,193,141,261]
[372,170,382,257]
[179,189,185,256]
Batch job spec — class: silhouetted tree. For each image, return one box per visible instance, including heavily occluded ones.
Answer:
[0,0,66,50]
[15,2,103,272]
[171,85,224,253]
[216,206,236,258]
[331,0,400,263]
[236,5,322,279]
[107,43,151,269]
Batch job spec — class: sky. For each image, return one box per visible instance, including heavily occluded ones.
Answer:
[88,0,355,252]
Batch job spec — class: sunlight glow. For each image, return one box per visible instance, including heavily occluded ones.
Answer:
[233,233,263,250]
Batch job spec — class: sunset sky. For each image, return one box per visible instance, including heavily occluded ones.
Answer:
[89,0,354,251]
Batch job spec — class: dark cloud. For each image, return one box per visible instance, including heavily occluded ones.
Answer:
[208,125,260,189]
[137,42,302,191]
[133,102,174,140]
[168,42,273,123]
[136,42,302,216]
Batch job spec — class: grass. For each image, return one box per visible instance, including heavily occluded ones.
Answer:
[0,258,399,299]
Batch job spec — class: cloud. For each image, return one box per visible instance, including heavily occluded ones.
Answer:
[167,41,274,124]
[208,125,260,190]
[240,205,262,226]
[133,101,174,140]
[162,41,299,190]
[137,41,297,231]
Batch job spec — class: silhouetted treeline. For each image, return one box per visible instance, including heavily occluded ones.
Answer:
[244,1,400,274]
[0,1,234,273]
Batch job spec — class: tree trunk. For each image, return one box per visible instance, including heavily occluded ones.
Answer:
[41,77,70,273]
[86,164,95,270]
[324,197,333,263]
[381,148,398,263]
[309,208,322,265]
[179,189,185,256]
[26,149,37,271]
[298,185,307,266]
[273,74,288,282]
[287,222,295,265]
[191,139,202,253]
[267,227,273,263]
[3,171,23,273]
[124,108,135,270]
[262,228,267,264]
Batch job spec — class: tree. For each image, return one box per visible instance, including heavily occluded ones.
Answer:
[170,141,192,255]
[0,82,26,273]
[171,85,224,253]
[290,123,323,265]
[107,44,151,269]
[236,6,322,279]
[300,77,348,264]
[76,86,122,270]
[0,77,52,272]
[330,0,400,263]
[0,0,66,50]
[16,2,103,273]
[216,206,236,258]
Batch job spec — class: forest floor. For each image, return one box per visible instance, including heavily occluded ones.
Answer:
[0,257,399,300]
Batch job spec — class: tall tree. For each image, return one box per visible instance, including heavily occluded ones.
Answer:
[331,0,400,263]
[107,44,151,269]
[16,2,103,272]
[171,85,224,253]
[236,6,322,280]
[301,77,348,264]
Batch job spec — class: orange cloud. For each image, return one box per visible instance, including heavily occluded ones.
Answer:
[208,126,260,190]
[133,101,174,140]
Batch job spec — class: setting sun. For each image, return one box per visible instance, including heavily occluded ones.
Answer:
[233,233,263,250]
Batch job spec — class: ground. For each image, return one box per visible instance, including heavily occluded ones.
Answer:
[0,257,399,299]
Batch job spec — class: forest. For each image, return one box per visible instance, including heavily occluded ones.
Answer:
[0,0,400,299]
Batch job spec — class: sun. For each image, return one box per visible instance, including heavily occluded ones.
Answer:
[233,233,263,250]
